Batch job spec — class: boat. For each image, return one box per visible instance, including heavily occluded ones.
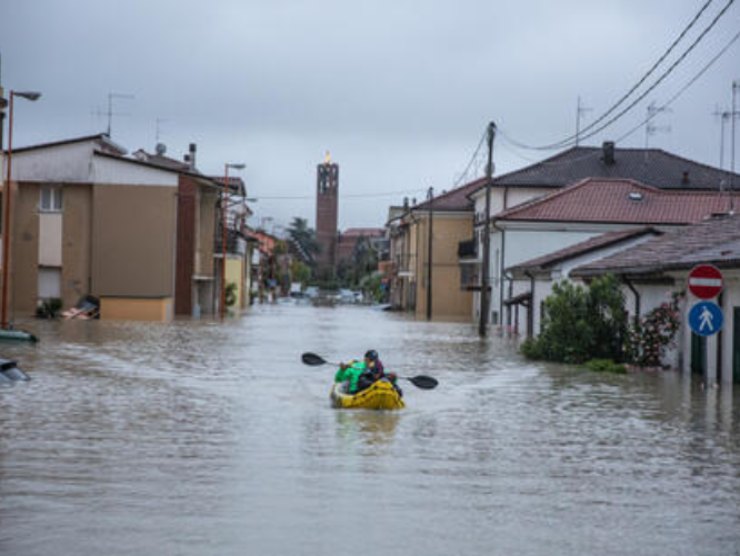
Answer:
[330,379,405,410]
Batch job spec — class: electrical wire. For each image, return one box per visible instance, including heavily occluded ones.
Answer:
[616,27,740,143]
[252,187,427,201]
[501,0,733,151]
[452,128,487,186]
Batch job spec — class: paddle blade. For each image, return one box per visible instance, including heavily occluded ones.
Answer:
[403,375,438,389]
[301,352,328,366]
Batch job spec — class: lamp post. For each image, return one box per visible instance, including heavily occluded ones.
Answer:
[220,162,245,319]
[1,90,41,332]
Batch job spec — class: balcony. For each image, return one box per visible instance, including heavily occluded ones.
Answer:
[457,238,477,259]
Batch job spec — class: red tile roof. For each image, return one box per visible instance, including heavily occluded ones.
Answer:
[496,178,737,225]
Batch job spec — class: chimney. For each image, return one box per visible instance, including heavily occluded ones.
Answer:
[602,141,615,166]
[187,143,197,170]
[682,171,690,185]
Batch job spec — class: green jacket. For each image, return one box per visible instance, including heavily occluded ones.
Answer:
[334,360,367,393]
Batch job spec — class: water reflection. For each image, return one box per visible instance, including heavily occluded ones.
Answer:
[333,410,401,448]
[0,306,739,556]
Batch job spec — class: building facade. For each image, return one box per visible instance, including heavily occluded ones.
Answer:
[5,135,181,321]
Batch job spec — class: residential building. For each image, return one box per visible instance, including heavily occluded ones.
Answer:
[387,179,485,321]
[5,134,180,321]
[494,178,737,334]
[336,228,385,264]
[466,141,740,329]
[133,144,222,317]
[570,214,740,386]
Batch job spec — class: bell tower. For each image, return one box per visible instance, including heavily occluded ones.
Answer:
[315,151,338,275]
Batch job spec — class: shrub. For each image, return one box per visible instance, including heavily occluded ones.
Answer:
[624,292,682,368]
[520,274,626,364]
[584,358,627,374]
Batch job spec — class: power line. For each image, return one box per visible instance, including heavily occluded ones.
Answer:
[616,28,740,143]
[501,0,733,151]
[253,187,427,201]
[452,128,487,186]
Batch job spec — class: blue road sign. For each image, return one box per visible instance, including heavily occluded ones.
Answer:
[688,301,724,337]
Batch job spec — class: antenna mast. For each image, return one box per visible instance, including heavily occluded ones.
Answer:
[644,101,671,148]
[106,91,134,136]
[575,96,591,146]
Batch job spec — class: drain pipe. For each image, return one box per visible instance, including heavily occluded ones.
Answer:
[623,276,641,326]
[524,270,535,339]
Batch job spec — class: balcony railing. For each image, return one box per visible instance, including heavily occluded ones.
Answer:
[459,262,481,290]
[215,228,247,256]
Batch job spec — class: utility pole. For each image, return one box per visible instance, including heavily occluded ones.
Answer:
[575,96,591,146]
[479,122,496,337]
[731,80,739,213]
[426,186,433,321]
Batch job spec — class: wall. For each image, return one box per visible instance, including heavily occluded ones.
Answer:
[12,182,40,315]
[91,184,177,298]
[414,213,473,321]
[61,184,93,308]
[100,296,173,321]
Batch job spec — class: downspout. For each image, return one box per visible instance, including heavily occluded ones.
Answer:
[492,220,505,327]
[524,270,535,339]
[622,275,640,326]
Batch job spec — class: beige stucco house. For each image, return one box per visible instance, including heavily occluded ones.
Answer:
[3,134,181,321]
[387,179,484,321]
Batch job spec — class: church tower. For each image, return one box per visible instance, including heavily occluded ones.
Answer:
[315,151,338,275]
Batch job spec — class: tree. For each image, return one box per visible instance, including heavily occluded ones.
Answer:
[287,217,320,262]
[336,236,379,288]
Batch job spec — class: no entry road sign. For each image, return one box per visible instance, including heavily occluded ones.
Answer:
[687,264,723,299]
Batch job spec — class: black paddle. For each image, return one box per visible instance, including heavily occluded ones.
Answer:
[300,352,438,390]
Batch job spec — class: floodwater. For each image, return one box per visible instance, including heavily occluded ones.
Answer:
[1,303,739,556]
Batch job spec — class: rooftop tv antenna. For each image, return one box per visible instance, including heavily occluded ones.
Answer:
[155,117,168,144]
[106,91,134,136]
[644,100,671,148]
[575,96,592,146]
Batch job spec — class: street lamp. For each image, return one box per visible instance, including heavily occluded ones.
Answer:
[220,162,245,319]
[1,90,41,335]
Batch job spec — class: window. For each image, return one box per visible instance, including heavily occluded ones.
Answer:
[40,186,63,212]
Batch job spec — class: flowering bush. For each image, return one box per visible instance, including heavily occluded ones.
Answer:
[624,292,683,368]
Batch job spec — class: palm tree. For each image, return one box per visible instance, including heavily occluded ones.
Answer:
[287,217,321,263]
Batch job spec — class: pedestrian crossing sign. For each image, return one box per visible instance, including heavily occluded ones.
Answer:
[688,301,723,337]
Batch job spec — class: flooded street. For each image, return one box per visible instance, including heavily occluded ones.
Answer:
[1,303,739,556]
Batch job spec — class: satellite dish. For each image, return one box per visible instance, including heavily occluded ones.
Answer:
[155,142,167,155]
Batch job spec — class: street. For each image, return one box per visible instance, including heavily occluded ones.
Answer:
[1,303,739,556]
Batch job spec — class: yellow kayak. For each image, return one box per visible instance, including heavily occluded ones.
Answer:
[330,379,405,410]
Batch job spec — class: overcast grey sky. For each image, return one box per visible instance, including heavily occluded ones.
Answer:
[2,0,739,230]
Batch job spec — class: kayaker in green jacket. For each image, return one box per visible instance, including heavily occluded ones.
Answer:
[334,359,368,394]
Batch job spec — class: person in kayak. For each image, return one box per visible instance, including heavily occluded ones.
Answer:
[365,349,403,397]
[334,359,368,394]
[335,350,387,394]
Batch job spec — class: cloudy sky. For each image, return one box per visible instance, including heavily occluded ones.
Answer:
[2,0,738,230]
